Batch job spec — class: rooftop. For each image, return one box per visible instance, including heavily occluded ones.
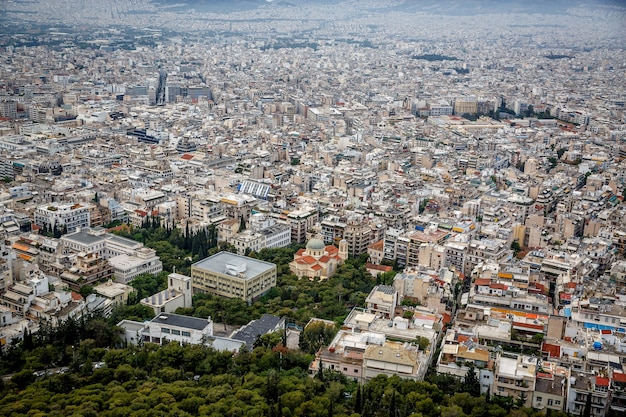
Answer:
[192,251,276,280]
[230,314,284,349]
[150,312,212,331]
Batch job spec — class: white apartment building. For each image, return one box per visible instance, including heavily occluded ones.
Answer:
[34,202,90,233]
[109,247,162,284]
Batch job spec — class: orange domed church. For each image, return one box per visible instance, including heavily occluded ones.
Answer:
[289,236,348,280]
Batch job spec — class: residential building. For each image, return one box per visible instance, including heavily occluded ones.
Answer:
[493,354,538,407]
[59,252,114,291]
[287,206,318,244]
[108,247,162,284]
[362,341,421,381]
[365,285,398,319]
[567,372,612,417]
[93,280,135,307]
[34,202,90,233]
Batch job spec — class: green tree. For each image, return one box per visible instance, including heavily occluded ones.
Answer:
[463,362,481,397]
[299,321,337,354]
[511,241,521,255]
[79,285,94,298]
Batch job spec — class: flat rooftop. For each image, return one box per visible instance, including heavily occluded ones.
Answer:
[151,312,212,331]
[192,251,276,280]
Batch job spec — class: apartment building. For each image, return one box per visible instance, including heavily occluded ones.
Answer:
[493,354,538,407]
[34,202,90,233]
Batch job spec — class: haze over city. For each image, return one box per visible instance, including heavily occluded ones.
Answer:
[0,1,626,416]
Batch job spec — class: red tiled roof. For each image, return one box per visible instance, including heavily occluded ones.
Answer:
[542,342,561,358]
[489,283,508,291]
[71,292,83,301]
[311,264,323,271]
[474,278,491,286]
[368,240,384,251]
[365,263,393,272]
[300,256,317,265]
[318,255,331,263]
[513,321,544,331]
[560,293,572,300]
[181,154,194,160]
[441,312,451,324]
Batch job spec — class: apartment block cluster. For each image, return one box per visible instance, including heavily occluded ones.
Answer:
[0,1,625,412]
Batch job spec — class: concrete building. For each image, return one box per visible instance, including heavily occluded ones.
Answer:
[34,202,90,233]
[365,285,398,319]
[140,273,192,315]
[362,341,421,381]
[108,247,162,284]
[493,354,538,407]
[93,280,135,307]
[191,252,276,303]
[287,206,319,244]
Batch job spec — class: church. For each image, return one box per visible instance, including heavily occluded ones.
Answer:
[289,237,348,280]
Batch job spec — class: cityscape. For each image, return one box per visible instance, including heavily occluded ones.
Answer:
[1,0,626,416]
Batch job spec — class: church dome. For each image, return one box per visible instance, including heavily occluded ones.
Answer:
[306,237,325,251]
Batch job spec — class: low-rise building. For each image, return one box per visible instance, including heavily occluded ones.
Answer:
[191,252,276,303]
[93,280,134,307]
[140,273,192,315]
[109,247,162,284]
[363,341,421,380]
[118,312,245,352]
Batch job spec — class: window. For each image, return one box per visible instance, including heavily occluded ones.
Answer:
[535,397,542,403]
[547,399,553,406]
[171,329,181,335]
[181,331,191,337]
[161,328,170,333]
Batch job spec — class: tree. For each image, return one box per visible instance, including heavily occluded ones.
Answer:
[464,362,481,397]
[299,321,337,354]
[511,241,521,255]
[79,285,94,298]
